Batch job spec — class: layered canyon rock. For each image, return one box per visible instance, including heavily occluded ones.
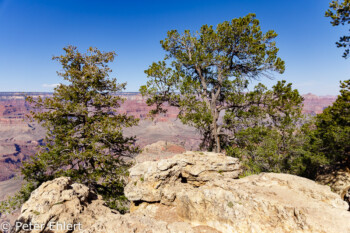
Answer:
[0,93,200,182]
[0,122,45,182]
[123,120,201,151]
[0,92,337,183]
[12,152,350,233]
[0,93,47,182]
[302,93,337,115]
[0,178,22,228]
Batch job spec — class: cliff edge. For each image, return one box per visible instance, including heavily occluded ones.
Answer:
[11,152,350,233]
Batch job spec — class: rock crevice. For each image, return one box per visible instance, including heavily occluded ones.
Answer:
[126,152,350,233]
[12,151,350,233]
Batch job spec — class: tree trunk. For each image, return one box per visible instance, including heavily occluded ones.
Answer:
[214,131,221,153]
[212,107,221,153]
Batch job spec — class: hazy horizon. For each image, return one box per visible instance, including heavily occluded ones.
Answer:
[0,88,343,97]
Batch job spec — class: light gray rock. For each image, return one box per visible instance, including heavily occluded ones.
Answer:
[12,152,350,233]
[125,151,242,204]
[126,152,350,233]
[11,177,211,233]
[316,168,350,206]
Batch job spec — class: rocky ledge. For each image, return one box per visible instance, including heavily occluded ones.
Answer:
[316,167,350,210]
[12,152,350,233]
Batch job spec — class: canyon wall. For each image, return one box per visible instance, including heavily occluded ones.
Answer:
[0,92,337,183]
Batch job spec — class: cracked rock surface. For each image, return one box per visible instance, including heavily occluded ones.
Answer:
[12,177,207,233]
[126,152,350,233]
[12,152,350,233]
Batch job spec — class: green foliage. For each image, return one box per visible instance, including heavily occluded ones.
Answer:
[312,80,350,165]
[225,81,327,178]
[326,0,350,58]
[229,124,328,179]
[1,46,140,214]
[0,182,35,214]
[141,14,285,152]
[323,0,350,169]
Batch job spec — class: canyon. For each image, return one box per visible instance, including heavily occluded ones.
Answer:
[0,92,340,228]
[0,92,337,183]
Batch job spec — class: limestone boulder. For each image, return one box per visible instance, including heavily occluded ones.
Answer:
[11,177,214,233]
[12,151,350,233]
[125,151,242,204]
[316,168,350,204]
[126,152,350,233]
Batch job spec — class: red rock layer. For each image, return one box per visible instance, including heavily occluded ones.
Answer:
[0,92,338,182]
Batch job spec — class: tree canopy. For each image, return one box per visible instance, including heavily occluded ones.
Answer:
[326,0,350,58]
[140,13,285,152]
[321,0,350,166]
[1,46,139,213]
[224,80,322,177]
[312,80,350,166]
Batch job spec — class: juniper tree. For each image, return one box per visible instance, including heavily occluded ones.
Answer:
[225,81,323,177]
[1,46,139,213]
[326,0,350,58]
[312,80,350,166]
[321,0,350,166]
[140,14,285,152]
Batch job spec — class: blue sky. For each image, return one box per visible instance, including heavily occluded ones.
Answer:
[0,0,349,95]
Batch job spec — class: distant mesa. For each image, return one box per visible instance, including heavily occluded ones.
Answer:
[302,93,337,115]
[0,91,338,118]
[0,92,337,183]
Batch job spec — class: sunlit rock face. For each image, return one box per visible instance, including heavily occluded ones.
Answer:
[126,152,350,233]
[12,152,350,233]
[317,167,350,211]
[12,177,217,233]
